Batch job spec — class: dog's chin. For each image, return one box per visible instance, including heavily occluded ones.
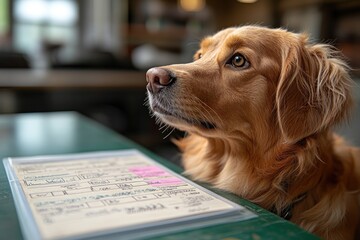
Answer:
[151,103,216,132]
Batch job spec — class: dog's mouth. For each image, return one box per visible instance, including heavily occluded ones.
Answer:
[152,103,216,130]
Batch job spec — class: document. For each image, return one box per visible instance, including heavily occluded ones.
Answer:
[4,150,255,240]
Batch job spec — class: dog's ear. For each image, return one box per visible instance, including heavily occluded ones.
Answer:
[276,34,353,143]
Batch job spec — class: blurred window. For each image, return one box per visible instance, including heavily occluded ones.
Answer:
[0,0,9,37]
[13,0,78,53]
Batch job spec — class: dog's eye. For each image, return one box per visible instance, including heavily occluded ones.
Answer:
[227,53,249,68]
[232,55,245,67]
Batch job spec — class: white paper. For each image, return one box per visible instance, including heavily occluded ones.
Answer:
[4,150,255,240]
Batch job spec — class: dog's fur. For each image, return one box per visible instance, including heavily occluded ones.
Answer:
[146,26,360,240]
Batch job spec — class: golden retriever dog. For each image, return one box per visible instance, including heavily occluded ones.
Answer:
[145,26,360,240]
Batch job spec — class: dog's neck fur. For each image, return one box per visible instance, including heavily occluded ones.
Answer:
[177,126,360,239]
[177,129,344,222]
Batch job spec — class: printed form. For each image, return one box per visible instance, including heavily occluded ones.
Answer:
[4,150,255,240]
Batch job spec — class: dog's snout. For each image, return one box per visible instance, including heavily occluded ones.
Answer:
[146,67,176,94]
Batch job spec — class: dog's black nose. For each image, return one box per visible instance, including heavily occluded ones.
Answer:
[146,67,176,94]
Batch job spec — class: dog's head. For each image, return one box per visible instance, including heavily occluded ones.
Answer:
[146,26,352,143]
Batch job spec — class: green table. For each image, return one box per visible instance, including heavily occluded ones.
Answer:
[0,112,319,240]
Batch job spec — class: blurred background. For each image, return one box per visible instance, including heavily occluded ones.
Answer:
[0,0,359,165]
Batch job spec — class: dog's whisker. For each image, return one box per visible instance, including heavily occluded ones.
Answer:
[195,96,224,127]
[186,104,216,130]
[163,127,175,139]
[159,123,168,131]
[161,125,169,134]
[192,101,221,128]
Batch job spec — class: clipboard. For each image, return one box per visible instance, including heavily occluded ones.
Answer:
[3,149,256,240]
